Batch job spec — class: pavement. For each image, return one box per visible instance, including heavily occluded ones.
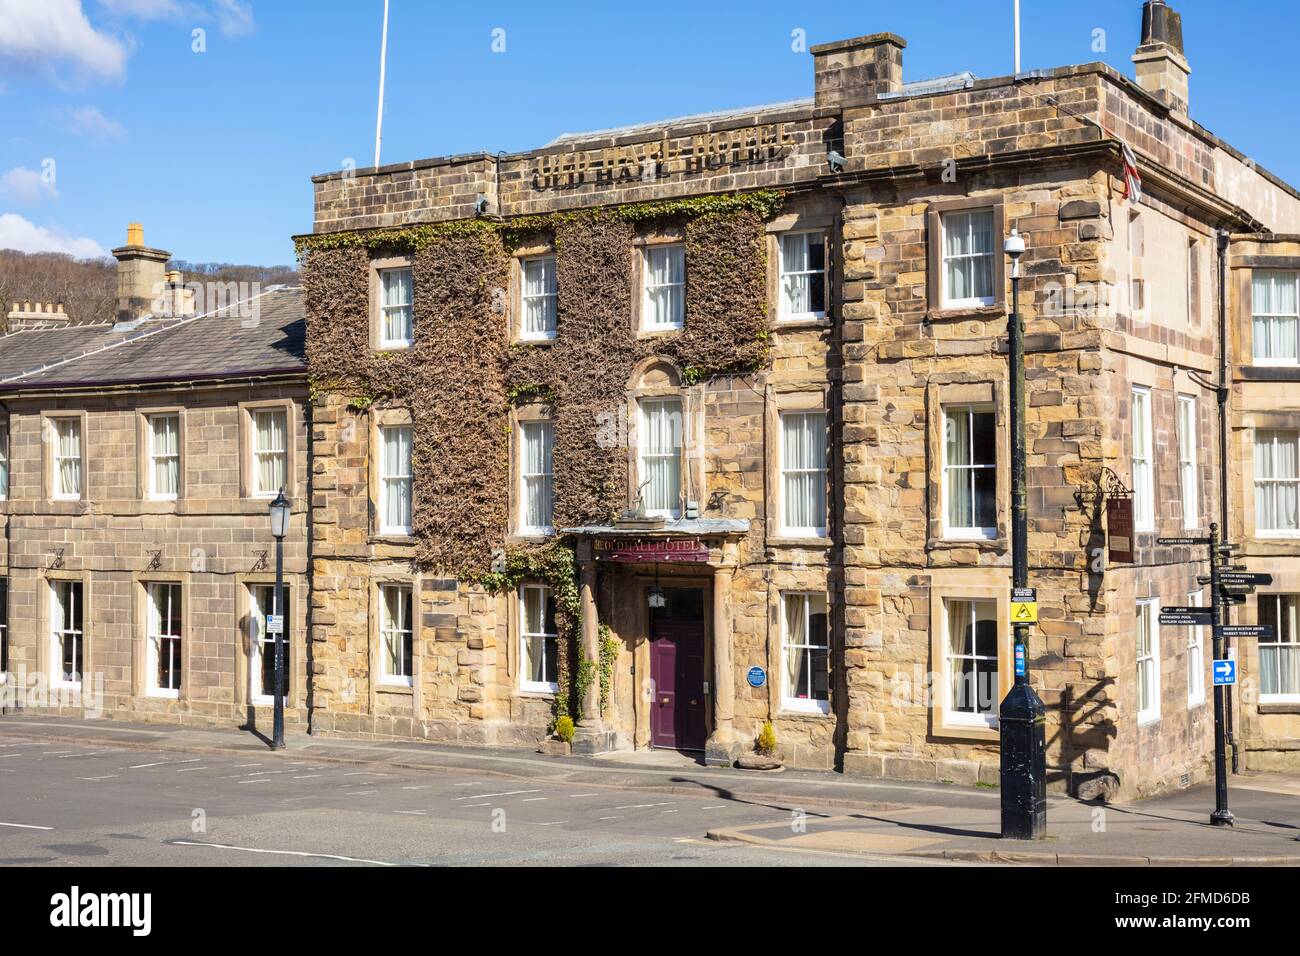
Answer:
[0,714,1297,866]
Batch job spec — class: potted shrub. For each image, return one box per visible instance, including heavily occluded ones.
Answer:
[537,715,574,756]
[736,720,784,771]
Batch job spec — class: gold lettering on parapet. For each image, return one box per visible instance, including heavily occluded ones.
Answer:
[530,122,796,192]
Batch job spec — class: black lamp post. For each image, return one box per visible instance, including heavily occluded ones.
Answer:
[268,489,291,751]
[999,228,1047,839]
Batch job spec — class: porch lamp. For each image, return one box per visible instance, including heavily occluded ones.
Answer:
[268,489,290,750]
[998,228,1046,839]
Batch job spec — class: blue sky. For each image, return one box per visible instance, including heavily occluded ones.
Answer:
[1,1,1296,266]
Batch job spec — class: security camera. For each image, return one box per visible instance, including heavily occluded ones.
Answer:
[474,194,494,217]
[827,150,846,174]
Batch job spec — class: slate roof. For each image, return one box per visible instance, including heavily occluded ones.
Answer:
[0,286,305,391]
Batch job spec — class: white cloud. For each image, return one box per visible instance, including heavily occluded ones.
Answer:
[0,0,129,82]
[212,0,253,38]
[0,212,105,257]
[64,104,127,140]
[96,0,183,17]
[2,167,59,204]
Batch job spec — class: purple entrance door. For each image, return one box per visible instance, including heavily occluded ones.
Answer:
[649,588,707,751]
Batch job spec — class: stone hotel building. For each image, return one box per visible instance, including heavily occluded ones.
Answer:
[4,1,1300,798]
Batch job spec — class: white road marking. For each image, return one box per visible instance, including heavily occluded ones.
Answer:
[171,840,422,867]
[343,771,392,777]
[615,803,671,810]
[522,797,548,802]
[57,750,118,758]
[175,767,209,773]
[293,774,322,780]
[464,802,492,808]
[701,805,727,809]
[660,810,678,814]
[126,758,200,770]
[238,778,273,784]
[393,810,427,816]
[568,793,599,798]
[234,763,264,768]
[344,790,378,796]
[533,821,566,826]
[41,750,74,755]
[0,821,53,830]
[78,775,119,781]
[598,816,621,821]
[454,789,541,801]
[401,785,431,791]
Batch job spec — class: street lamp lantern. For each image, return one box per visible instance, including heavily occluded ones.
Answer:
[999,227,1047,840]
[267,489,290,750]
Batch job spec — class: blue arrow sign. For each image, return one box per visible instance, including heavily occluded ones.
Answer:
[1212,659,1237,686]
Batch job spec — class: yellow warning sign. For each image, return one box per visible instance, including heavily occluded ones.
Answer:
[1011,601,1038,624]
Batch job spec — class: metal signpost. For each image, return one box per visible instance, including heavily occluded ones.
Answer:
[1159,524,1273,827]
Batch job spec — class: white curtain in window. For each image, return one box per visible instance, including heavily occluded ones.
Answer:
[151,415,179,496]
[782,412,827,532]
[521,586,550,684]
[57,420,81,497]
[0,424,8,499]
[255,410,287,494]
[644,246,685,327]
[381,268,413,343]
[1252,271,1298,362]
[1132,391,1153,527]
[640,400,681,515]
[783,594,808,699]
[382,427,412,531]
[945,410,973,528]
[1256,431,1299,531]
[780,234,825,316]
[521,422,553,530]
[523,258,557,336]
[944,211,994,302]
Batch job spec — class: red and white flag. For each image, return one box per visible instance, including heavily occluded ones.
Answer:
[1119,139,1142,204]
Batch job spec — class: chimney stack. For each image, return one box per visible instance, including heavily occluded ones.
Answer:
[111,222,171,324]
[1132,0,1190,113]
[811,33,906,109]
[6,301,71,332]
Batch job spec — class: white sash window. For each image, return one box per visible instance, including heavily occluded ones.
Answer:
[1137,599,1160,724]
[253,409,287,497]
[638,398,682,517]
[1258,594,1300,701]
[519,584,559,692]
[1131,388,1154,531]
[943,405,996,537]
[781,411,828,536]
[642,244,685,330]
[148,414,180,499]
[53,418,82,500]
[379,584,413,686]
[379,425,413,535]
[1255,430,1299,533]
[146,582,182,697]
[779,232,827,319]
[520,421,554,534]
[1177,395,1198,530]
[941,210,995,306]
[1252,271,1299,364]
[521,256,557,339]
[52,580,84,688]
[379,267,414,347]
[945,598,999,726]
[249,583,289,704]
[782,592,829,712]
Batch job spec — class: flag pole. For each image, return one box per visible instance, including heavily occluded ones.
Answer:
[374,0,390,169]
[1014,0,1021,75]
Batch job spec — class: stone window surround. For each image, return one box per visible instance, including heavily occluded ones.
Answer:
[238,399,298,501]
[768,585,834,719]
[40,569,92,691]
[369,572,422,711]
[508,402,554,544]
[510,238,557,345]
[631,227,687,337]
[368,407,414,543]
[1242,417,1300,544]
[1236,262,1300,369]
[135,405,187,504]
[368,254,415,352]
[765,384,833,548]
[927,576,1012,743]
[41,409,89,506]
[925,196,1007,322]
[510,581,560,697]
[623,358,703,517]
[766,206,836,328]
[236,573,304,711]
[925,380,1009,554]
[131,572,190,701]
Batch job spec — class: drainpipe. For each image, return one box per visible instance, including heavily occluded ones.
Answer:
[1216,226,1238,773]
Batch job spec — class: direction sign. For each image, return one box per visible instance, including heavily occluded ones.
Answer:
[1220,593,1247,606]
[1216,543,1240,552]
[1219,573,1272,586]
[1162,606,1210,615]
[1158,536,1211,546]
[1217,624,1276,639]
[1212,659,1237,686]
[1161,614,1210,626]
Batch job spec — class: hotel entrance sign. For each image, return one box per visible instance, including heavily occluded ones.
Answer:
[594,538,710,563]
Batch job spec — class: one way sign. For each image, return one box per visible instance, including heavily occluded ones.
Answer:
[1212,659,1237,686]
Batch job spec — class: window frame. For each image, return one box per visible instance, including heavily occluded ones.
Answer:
[50,578,85,690]
[518,254,558,342]
[1250,270,1299,367]
[942,597,1001,729]
[1131,386,1155,532]
[144,581,183,699]
[247,581,291,707]
[518,583,560,695]
[377,423,414,537]
[1176,393,1198,531]
[1257,593,1300,703]
[517,418,554,536]
[941,403,998,540]
[779,409,829,538]
[780,591,830,714]
[377,582,414,688]
[639,242,686,332]
[0,419,8,501]
[145,411,182,501]
[938,209,998,309]
[1253,429,1300,537]
[47,414,84,502]
[1136,598,1161,725]
[637,396,684,519]
[777,230,829,322]
[373,262,414,351]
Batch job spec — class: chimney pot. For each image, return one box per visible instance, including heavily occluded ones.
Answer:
[127,222,144,246]
[1133,0,1190,113]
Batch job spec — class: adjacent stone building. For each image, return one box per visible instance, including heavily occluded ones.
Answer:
[0,227,310,733]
